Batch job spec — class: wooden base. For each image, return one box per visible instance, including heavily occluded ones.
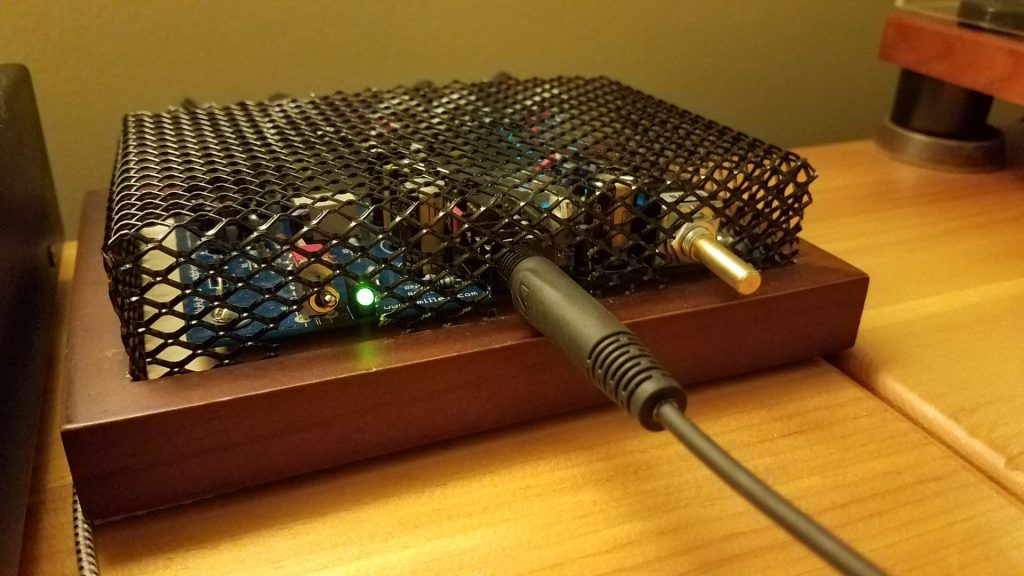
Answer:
[63,191,869,522]
[880,12,1024,107]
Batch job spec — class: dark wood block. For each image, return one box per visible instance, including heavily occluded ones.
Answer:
[880,12,1024,106]
[63,190,869,522]
[0,63,64,576]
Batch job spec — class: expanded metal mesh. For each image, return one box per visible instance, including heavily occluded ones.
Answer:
[103,76,815,380]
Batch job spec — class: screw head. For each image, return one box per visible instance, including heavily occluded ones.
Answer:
[210,306,238,325]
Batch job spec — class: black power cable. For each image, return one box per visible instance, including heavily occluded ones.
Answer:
[655,401,883,576]
[499,248,884,576]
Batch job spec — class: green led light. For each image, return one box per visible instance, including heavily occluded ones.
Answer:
[354,285,376,307]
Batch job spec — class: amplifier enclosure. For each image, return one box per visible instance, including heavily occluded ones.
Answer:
[69,76,856,521]
[103,77,813,379]
[69,190,867,522]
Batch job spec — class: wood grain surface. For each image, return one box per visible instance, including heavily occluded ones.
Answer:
[18,240,1024,575]
[800,134,1024,501]
[88,361,1024,575]
[879,12,1024,106]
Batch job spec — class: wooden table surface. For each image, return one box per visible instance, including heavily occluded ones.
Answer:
[800,133,1024,501]
[18,137,1024,574]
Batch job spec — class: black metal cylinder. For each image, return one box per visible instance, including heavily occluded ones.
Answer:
[889,70,994,140]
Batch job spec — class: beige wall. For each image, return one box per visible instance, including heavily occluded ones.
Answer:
[3,0,901,234]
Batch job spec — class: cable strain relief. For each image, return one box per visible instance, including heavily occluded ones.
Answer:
[630,379,687,431]
[588,331,687,430]
[496,245,538,283]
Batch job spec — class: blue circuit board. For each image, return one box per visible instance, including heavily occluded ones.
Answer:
[175,226,489,345]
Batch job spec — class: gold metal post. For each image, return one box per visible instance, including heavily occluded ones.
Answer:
[672,223,761,295]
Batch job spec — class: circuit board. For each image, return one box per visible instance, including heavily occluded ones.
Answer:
[174,216,489,345]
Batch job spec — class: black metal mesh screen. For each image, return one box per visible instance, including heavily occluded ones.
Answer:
[103,76,815,380]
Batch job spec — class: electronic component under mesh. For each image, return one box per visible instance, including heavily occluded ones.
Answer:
[103,76,814,379]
